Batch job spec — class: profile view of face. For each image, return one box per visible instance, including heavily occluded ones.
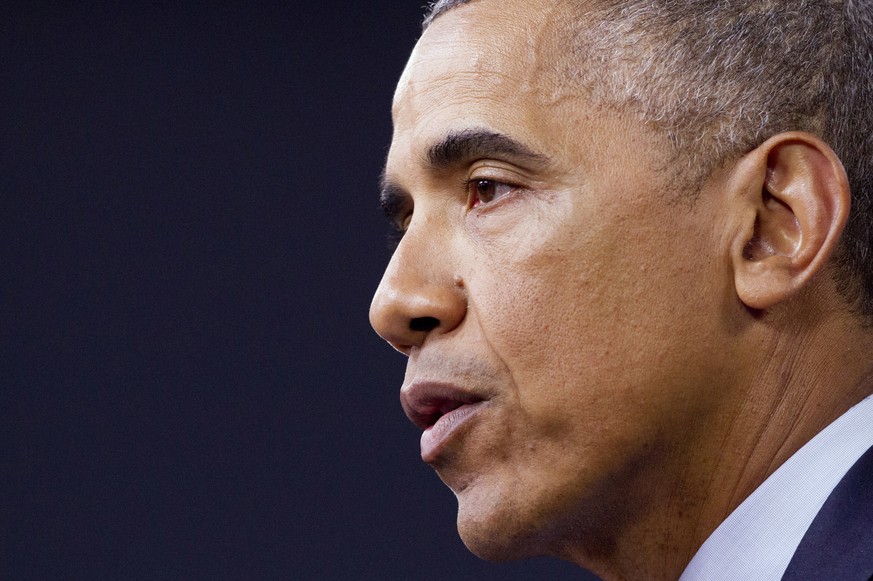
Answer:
[370,0,737,561]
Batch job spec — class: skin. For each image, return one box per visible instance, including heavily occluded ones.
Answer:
[369,0,873,578]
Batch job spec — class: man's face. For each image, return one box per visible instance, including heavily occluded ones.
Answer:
[371,0,735,561]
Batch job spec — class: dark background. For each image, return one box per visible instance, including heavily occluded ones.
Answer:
[2,2,596,579]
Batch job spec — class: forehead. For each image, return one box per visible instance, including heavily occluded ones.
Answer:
[388,0,583,171]
[395,0,565,106]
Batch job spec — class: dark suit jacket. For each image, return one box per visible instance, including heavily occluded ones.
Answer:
[782,443,873,580]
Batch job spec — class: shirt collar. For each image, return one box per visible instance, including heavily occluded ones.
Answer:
[680,394,873,581]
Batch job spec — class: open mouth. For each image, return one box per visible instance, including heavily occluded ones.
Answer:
[400,380,490,462]
[401,381,485,431]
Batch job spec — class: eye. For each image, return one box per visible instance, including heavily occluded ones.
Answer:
[468,179,518,207]
[387,213,412,250]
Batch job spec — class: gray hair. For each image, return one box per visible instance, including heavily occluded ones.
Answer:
[422,0,873,321]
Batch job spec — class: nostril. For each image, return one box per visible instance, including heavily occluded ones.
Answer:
[409,316,440,332]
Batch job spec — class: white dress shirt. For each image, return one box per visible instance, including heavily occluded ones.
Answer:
[679,394,873,581]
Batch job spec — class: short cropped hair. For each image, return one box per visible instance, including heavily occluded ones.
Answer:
[423,0,873,321]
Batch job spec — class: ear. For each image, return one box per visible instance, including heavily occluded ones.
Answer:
[729,132,850,311]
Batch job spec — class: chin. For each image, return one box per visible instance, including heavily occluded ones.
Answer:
[453,486,548,563]
[458,520,536,562]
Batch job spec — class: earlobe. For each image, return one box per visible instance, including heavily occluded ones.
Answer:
[731,132,850,312]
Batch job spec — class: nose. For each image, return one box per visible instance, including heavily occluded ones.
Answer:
[369,232,466,354]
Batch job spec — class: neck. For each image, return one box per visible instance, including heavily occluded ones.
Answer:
[704,304,873,535]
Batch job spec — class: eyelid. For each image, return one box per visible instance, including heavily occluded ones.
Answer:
[465,163,530,208]
[468,160,529,180]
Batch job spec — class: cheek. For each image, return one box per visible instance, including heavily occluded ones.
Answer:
[471,193,625,344]
[467,192,717,424]
[467,199,626,415]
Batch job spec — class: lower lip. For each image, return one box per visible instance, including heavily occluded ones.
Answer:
[420,401,487,463]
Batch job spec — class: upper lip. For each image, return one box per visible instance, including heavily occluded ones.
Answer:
[400,381,487,430]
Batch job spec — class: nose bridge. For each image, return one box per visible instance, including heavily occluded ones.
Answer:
[369,217,466,353]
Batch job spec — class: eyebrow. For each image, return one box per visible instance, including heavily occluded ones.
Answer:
[426,128,550,170]
[379,128,551,225]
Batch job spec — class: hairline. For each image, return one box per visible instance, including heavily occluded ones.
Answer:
[421,0,711,193]
[422,0,476,29]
